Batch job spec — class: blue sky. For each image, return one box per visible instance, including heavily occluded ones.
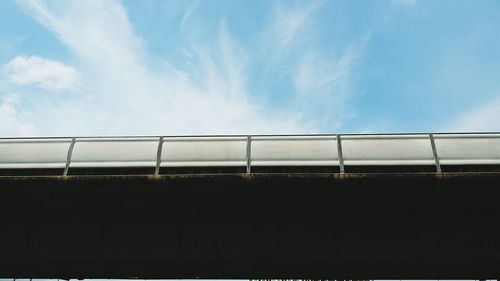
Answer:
[0,0,499,136]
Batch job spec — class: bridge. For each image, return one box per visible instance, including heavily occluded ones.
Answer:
[1,133,500,279]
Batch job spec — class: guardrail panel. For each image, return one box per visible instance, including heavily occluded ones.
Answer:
[161,137,247,167]
[251,136,338,166]
[2,133,500,171]
[0,139,72,169]
[70,138,159,168]
[434,134,500,165]
[342,135,434,166]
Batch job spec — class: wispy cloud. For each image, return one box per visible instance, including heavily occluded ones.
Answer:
[261,0,367,130]
[6,0,311,136]
[179,0,199,33]
[3,55,79,91]
[391,0,417,7]
[450,96,500,131]
[0,0,368,136]
[292,42,366,129]
[294,46,362,97]
[0,93,36,135]
[270,1,322,50]
[261,0,324,62]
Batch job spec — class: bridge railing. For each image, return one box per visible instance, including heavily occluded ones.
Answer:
[1,133,500,175]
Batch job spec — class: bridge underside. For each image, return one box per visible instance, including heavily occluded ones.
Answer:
[1,172,500,279]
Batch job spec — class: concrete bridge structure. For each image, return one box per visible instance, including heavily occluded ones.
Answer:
[1,133,500,279]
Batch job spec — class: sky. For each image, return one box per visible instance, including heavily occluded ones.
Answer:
[0,0,499,137]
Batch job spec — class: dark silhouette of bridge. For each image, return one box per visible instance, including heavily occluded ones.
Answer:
[1,133,500,279]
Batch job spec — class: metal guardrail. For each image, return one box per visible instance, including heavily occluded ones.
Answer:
[1,133,500,175]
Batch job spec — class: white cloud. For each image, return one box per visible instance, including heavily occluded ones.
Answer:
[0,93,37,135]
[12,0,311,136]
[450,97,500,131]
[3,55,79,91]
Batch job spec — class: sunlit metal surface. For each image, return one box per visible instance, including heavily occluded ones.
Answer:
[161,136,247,167]
[70,137,159,168]
[341,134,434,166]
[1,132,500,174]
[0,138,72,169]
[251,135,339,166]
[434,133,500,165]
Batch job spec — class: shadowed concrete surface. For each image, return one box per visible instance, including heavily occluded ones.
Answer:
[0,172,499,279]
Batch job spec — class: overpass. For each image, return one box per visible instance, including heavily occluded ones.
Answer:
[1,133,500,279]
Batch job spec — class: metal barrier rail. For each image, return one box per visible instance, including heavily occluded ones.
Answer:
[1,133,500,175]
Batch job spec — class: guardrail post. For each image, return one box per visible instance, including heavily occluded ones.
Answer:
[337,134,345,173]
[246,136,252,173]
[63,137,76,176]
[155,136,164,175]
[429,133,441,173]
